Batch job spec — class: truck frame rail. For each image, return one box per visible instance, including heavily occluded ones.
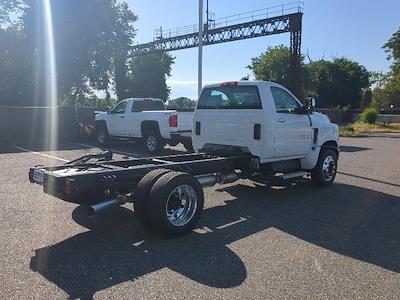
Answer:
[29,152,256,206]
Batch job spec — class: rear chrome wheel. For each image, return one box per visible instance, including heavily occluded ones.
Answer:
[147,171,204,236]
[97,128,108,146]
[166,184,198,227]
[146,135,157,152]
[144,131,163,154]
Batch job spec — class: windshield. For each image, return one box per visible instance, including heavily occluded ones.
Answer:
[197,86,262,109]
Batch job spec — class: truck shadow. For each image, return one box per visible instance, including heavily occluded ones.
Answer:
[340,145,370,152]
[30,181,400,299]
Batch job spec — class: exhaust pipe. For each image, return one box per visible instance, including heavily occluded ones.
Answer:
[87,197,125,217]
[195,171,240,187]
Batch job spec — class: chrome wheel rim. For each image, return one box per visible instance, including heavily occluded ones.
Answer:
[147,136,157,152]
[166,184,198,227]
[322,155,336,182]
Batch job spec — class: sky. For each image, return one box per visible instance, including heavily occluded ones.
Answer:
[127,0,400,99]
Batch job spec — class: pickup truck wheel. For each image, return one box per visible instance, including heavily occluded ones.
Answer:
[96,128,108,146]
[144,131,164,154]
[147,171,204,236]
[311,148,338,186]
[134,169,171,228]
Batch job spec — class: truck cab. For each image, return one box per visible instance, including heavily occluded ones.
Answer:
[192,81,339,172]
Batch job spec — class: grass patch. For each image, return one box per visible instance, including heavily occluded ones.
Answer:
[340,122,400,137]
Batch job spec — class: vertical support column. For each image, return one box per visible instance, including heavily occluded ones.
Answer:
[198,0,204,98]
[289,13,302,99]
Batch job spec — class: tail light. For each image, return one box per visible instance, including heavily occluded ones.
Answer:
[169,115,178,127]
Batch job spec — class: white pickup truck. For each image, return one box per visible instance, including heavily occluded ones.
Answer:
[95,98,193,153]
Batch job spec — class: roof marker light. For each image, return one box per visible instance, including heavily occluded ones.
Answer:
[221,82,238,87]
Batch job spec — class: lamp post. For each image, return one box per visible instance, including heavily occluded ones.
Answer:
[198,0,203,97]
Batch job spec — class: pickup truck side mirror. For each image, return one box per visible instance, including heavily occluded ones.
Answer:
[304,97,316,111]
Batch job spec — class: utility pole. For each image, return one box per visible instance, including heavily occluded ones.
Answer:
[206,0,209,26]
[198,0,203,97]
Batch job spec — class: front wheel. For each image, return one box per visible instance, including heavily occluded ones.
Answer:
[147,171,204,236]
[311,148,338,186]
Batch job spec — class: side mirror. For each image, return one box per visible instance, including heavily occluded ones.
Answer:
[305,97,316,111]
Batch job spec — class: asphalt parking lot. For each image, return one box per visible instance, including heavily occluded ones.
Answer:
[1,135,399,299]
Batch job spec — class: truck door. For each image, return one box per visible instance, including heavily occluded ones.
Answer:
[270,86,312,158]
[107,101,127,136]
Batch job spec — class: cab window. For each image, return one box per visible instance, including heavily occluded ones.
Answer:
[110,101,127,114]
[271,86,301,113]
[197,86,261,109]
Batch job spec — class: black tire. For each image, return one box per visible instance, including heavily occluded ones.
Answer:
[147,171,204,236]
[96,126,109,146]
[183,141,194,152]
[143,131,164,154]
[311,148,338,186]
[134,169,171,227]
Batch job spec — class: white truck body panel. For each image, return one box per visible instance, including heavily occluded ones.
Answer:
[192,81,339,170]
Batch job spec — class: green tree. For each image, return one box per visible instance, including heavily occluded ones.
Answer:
[125,53,174,100]
[384,27,400,74]
[111,1,138,101]
[0,26,34,106]
[167,97,196,109]
[373,27,400,110]
[20,0,137,106]
[248,45,370,108]
[248,45,292,87]
[305,58,370,108]
[0,0,24,25]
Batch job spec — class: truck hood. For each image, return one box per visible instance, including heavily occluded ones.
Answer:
[310,112,330,125]
[310,112,339,146]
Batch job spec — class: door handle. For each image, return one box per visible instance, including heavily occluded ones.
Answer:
[120,115,125,118]
[277,118,285,123]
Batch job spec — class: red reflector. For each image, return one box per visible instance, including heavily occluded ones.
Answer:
[221,81,238,87]
[169,115,178,127]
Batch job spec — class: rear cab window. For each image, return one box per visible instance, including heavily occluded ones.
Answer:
[197,85,262,109]
[131,100,165,112]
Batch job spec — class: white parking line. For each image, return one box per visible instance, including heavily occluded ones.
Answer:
[75,142,140,157]
[13,146,69,162]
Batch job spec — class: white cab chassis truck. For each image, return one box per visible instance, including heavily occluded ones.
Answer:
[29,81,339,237]
[193,81,339,172]
[95,98,194,153]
